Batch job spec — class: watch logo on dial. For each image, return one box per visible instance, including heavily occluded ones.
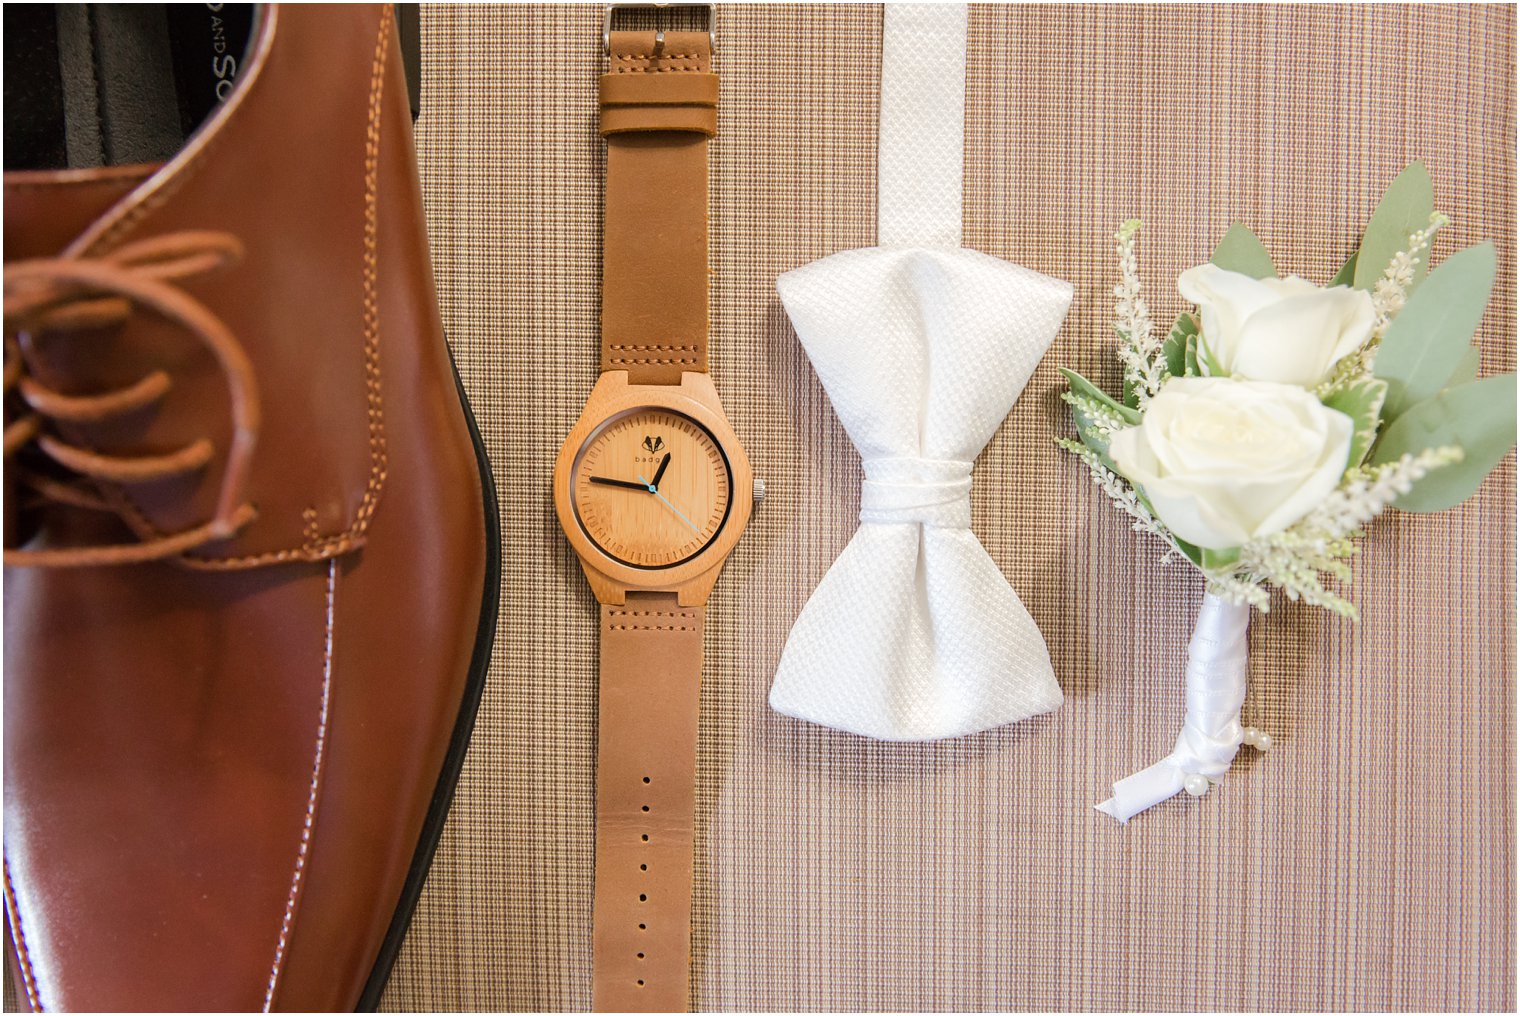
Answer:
[642,435,664,453]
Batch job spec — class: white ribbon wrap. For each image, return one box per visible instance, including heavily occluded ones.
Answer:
[770,246,1073,741]
[1096,593,1253,822]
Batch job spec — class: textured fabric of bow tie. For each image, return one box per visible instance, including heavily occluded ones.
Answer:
[769,245,1074,740]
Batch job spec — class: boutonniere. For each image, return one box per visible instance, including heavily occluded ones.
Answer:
[1059,162,1516,822]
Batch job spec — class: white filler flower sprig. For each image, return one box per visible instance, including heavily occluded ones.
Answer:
[1060,162,1516,822]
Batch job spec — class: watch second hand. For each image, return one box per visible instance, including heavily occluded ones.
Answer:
[639,474,702,535]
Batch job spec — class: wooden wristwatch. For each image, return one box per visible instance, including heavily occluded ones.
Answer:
[552,6,755,1011]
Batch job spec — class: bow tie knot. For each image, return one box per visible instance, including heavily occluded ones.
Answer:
[860,457,973,529]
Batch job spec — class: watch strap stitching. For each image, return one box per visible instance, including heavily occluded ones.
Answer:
[599,30,711,383]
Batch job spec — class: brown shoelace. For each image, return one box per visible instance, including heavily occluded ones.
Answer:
[3,231,261,566]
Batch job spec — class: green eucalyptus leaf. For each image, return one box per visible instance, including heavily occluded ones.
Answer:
[1161,312,1199,378]
[1330,251,1358,288]
[1445,345,1481,391]
[1161,330,1184,379]
[1374,242,1496,419]
[1202,546,1242,571]
[1371,373,1517,512]
[1353,161,1435,293]
[1072,408,1108,451]
[1185,332,1201,376]
[1323,379,1388,469]
[1173,536,1203,566]
[1211,223,1276,279]
[1197,332,1225,376]
[1063,391,1117,458]
[1072,410,1120,474]
[1059,368,1140,425]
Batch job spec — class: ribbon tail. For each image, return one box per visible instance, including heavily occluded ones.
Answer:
[1097,592,1253,823]
[1095,757,1186,823]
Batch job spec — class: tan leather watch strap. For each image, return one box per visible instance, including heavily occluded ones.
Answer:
[599,30,714,384]
[594,592,704,1012]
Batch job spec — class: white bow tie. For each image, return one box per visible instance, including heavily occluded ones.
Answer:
[770,245,1074,740]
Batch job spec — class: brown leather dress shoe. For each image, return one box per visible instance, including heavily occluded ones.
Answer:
[2,6,498,1010]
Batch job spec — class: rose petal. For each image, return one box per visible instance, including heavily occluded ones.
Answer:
[1139,474,1255,549]
[1252,405,1354,537]
[1110,377,1357,550]
[1234,288,1378,387]
[1177,264,1283,375]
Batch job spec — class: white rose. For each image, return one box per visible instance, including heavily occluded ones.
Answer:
[1178,263,1376,388]
[1109,377,1354,550]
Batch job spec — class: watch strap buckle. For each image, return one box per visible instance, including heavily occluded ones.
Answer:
[602,3,715,58]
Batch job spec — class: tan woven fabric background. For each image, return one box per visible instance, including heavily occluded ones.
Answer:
[381,5,1516,1011]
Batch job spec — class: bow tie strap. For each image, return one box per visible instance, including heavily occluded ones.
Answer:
[860,457,973,528]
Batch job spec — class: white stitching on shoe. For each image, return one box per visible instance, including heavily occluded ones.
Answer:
[2,855,42,1011]
[262,559,336,1011]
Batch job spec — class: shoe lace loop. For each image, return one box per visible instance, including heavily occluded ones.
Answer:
[4,231,261,567]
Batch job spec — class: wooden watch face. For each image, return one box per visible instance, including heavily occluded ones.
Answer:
[569,407,733,570]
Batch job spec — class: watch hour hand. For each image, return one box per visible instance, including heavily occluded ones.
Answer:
[588,475,650,492]
[651,452,671,489]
